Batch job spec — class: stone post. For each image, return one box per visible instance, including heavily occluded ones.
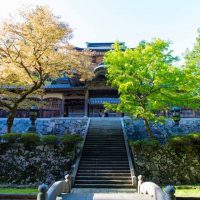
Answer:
[164,185,176,200]
[137,175,145,194]
[65,174,72,193]
[37,184,48,200]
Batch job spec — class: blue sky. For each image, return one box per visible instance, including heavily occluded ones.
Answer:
[0,0,200,60]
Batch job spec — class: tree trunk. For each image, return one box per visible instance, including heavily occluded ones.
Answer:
[143,118,154,139]
[7,109,17,133]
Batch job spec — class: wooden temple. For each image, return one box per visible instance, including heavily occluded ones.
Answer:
[0,43,122,118]
[0,42,199,118]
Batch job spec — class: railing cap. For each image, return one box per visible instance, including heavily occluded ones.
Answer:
[164,185,175,194]
[38,184,48,193]
[138,175,145,181]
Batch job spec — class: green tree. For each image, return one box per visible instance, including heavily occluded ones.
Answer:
[0,6,92,133]
[184,28,200,103]
[104,39,192,139]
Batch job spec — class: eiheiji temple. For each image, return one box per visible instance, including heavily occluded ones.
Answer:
[0,43,121,118]
[0,42,199,118]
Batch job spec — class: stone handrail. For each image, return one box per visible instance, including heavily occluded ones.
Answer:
[70,117,91,185]
[37,174,71,200]
[138,175,176,200]
[121,118,137,186]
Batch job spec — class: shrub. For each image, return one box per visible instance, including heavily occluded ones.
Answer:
[187,132,200,145]
[167,135,191,146]
[61,134,83,145]
[1,133,22,143]
[20,133,40,147]
[167,133,200,147]
[166,134,200,152]
[62,134,83,152]
[129,139,159,151]
[41,135,60,145]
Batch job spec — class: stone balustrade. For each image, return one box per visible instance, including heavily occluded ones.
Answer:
[37,175,71,200]
[138,175,176,200]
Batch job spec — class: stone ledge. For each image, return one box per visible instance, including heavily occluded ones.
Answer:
[0,194,36,199]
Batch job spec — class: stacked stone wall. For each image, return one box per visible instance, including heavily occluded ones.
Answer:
[132,144,200,185]
[124,118,200,141]
[0,118,88,135]
[0,144,72,185]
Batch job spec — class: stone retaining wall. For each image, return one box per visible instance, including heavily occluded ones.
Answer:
[0,144,72,185]
[131,144,200,185]
[123,117,200,141]
[0,118,88,135]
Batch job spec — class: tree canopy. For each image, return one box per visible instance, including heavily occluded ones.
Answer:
[0,6,93,133]
[104,39,196,138]
[184,28,200,103]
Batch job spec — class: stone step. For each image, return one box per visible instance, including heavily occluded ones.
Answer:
[78,167,130,170]
[79,163,129,167]
[76,172,131,176]
[82,152,127,155]
[86,135,123,137]
[74,184,133,188]
[81,154,128,157]
[74,118,134,190]
[82,153,127,157]
[81,155,127,158]
[77,170,131,173]
[80,160,127,165]
[75,176,131,180]
[59,192,154,200]
[83,147,126,150]
[75,180,132,184]
[88,128,122,131]
[88,131,122,133]
[80,158,128,161]
[83,148,126,151]
[85,140,124,142]
[85,137,124,140]
[82,148,125,152]
[71,188,137,193]
[84,143,125,145]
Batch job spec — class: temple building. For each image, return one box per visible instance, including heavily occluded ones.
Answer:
[0,42,122,118]
[0,42,199,118]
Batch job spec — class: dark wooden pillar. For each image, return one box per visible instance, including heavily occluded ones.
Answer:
[84,90,89,117]
[61,98,65,117]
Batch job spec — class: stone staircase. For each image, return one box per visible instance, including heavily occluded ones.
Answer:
[74,118,133,189]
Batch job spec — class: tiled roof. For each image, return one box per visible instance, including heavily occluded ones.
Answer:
[45,84,72,89]
[89,98,120,104]
[86,42,125,51]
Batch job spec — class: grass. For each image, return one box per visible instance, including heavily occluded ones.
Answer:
[0,188,38,194]
[175,185,200,197]
[0,186,199,197]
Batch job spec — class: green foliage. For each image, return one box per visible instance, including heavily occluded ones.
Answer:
[130,133,200,152]
[61,134,83,144]
[20,133,40,147]
[1,133,21,143]
[187,132,200,144]
[168,132,200,147]
[167,135,191,146]
[130,139,160,151]
[104,39,197,138]
[61,134,83,153]
[41,135,60,145]
[184,28,200,105]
